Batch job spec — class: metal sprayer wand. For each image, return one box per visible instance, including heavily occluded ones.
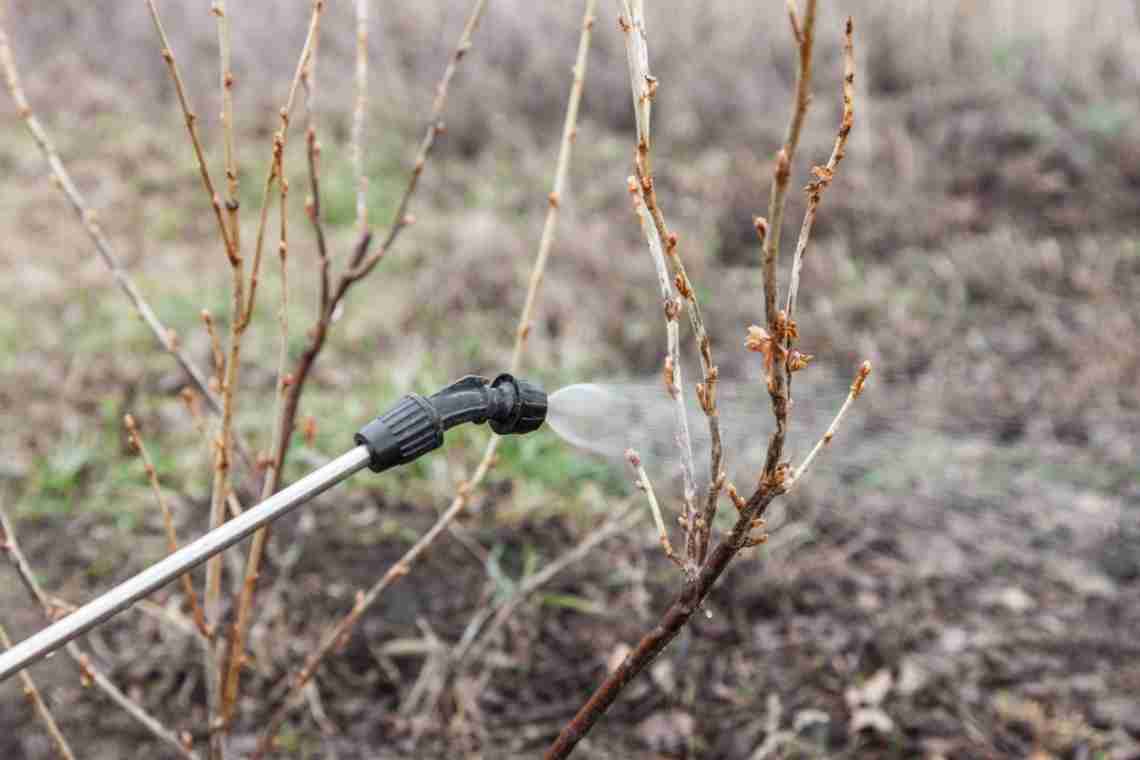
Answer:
[0,374,546,683]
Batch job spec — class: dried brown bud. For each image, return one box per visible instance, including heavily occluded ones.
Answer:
[726,482,747,511]
[745,325,772,353]
[548,191,560,208]
[666,232,678,251]
[851,360,872,399]
[752,216,770,247]
[786,349,814,373]
[302,415,317,446]
[674,273,692,299]
[662,355,677,397]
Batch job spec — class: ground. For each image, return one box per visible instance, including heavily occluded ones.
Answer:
[0,1,1138,758]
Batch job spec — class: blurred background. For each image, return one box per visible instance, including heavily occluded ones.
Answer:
[1,0,1138,757]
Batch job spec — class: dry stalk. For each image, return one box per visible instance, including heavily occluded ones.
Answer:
[124,414,208,637]
[625,449,681,569]
[220,157,294,728]
[211,0,240,252]
[255,3,596,751]
[0,623,76,760]
[787,360,870,490]
[353,0,369,235]
[785,18,856,326]
[0,507,198,759]
[546,15,868,759]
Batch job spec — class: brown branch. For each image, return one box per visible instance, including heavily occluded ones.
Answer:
[221,164,294,728]
[124,414,208,638]
[0,623,77,760]
[760,0,817,481]
[256,3,595,751]
[545,482,781,759]
[0,506,198,759]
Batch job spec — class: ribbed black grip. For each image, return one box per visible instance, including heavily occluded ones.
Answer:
[354,394,443,472]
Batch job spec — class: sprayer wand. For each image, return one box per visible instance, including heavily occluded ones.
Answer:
[0,373,546,683]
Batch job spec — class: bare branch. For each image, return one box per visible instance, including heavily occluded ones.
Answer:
[0,623,77,760]
[786,360,870,490]
[625,449,682,569]
[124,414,208,638]
[352,0,369,235]
[343,0,489,283]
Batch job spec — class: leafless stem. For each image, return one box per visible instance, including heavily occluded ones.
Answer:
[343,0,488,283]
[352,0,369,235]
[256,4,594,751]
[760,0,818,481]
[627,177,697,569]
[124,414,208,638]
[762,0,816,329]
[242,0,322,330]
[145,0,237,265]
[785,17,856,326]
[211,0,240,256]
[619,0,725,566]
[0,507,198,759]
[221,168,294,728]
[786,361,870,490]
[509,1,596,372]
[0,623,77,760]
[625,449,682,569]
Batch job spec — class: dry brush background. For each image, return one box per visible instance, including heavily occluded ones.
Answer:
[1,0,1139,758]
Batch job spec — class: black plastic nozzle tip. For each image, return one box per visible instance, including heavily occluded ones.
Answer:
[489,373,547,435]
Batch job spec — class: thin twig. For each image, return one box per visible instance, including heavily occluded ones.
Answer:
[786,361,870,490]
[256,3,595,751]
[221,166,294,727]
[627,176,697,570]
[625,450,682,569]
[145,0,237,265]
[211,0,240,256]
[125,414,208,637]
[760,0,818,481]
[343,0,488,283]
[785,17,856,325]
[0,506,198,759]
[618,4,724,565]
[0,623,77,760]
[352,0,369,236]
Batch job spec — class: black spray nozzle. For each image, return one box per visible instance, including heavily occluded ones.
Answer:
[354,373,547,473]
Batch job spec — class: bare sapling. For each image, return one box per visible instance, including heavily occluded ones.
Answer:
[546,4,869,757]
